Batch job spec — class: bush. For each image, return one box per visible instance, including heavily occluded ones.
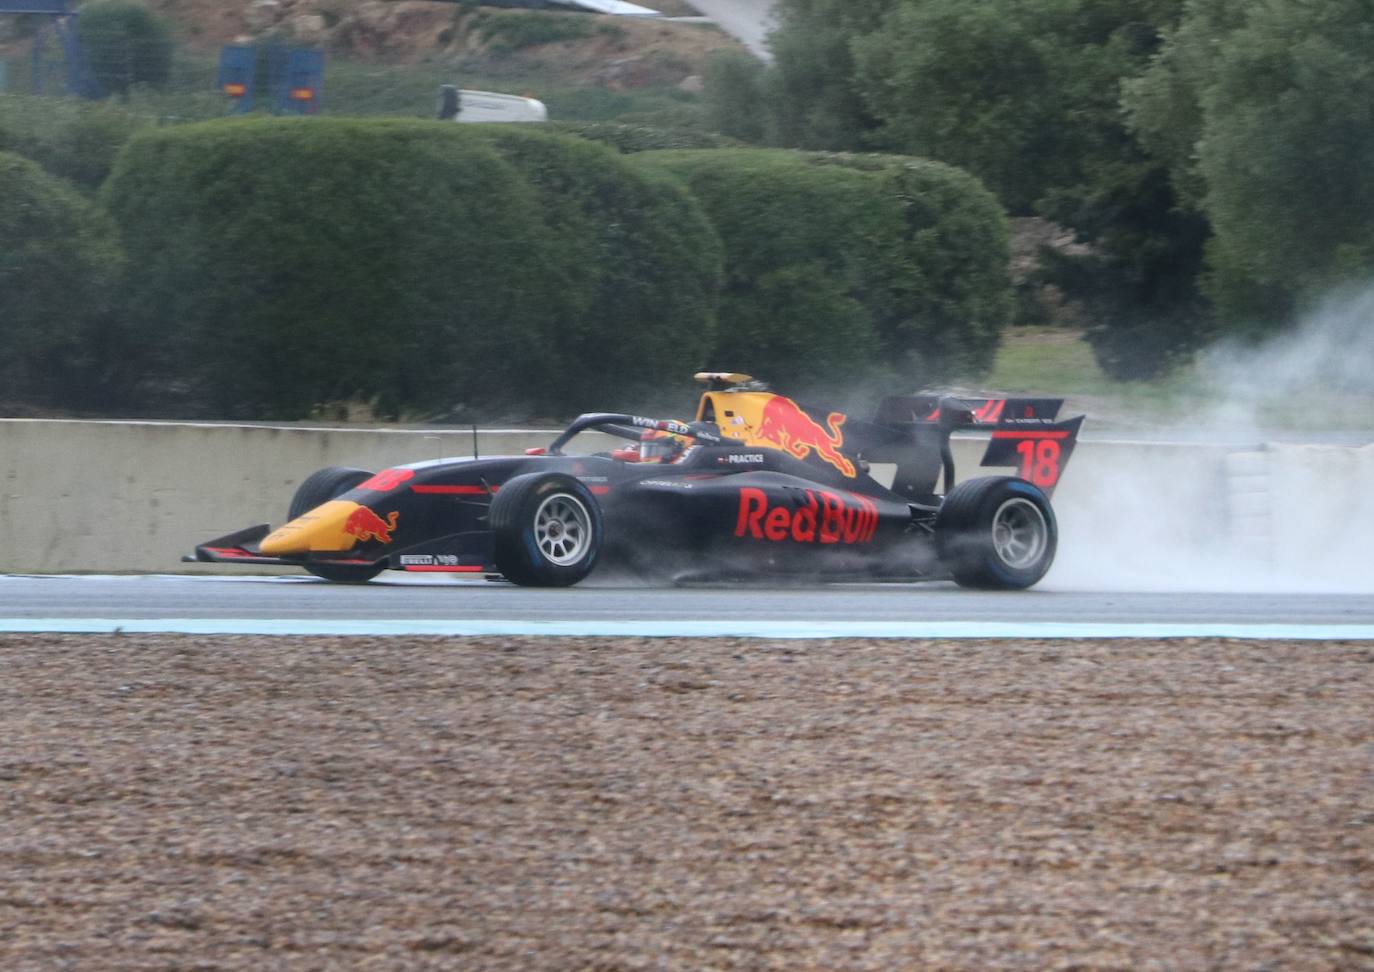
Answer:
[468,125,723,412]
[102,118,565,418]
[547,121,740,154]
[102,118,724,418]
[0,95,148,191]
[540,86,705,130]
[805,152,1013,379]
[0,151,124,407]
[636,148,1013,391]
[702,49,767,144]
[78,0,174,96]
[634,149,894,391]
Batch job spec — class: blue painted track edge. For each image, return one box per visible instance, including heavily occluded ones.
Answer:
[3,618,1374,639]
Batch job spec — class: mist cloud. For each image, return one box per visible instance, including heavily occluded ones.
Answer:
[1047,284,1374,593]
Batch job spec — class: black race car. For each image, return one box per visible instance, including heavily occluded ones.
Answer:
[189,373,1084,588]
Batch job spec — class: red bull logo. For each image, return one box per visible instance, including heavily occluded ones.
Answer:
[343,506,399,544]
[734,487,877,545]
[754,396,856,478]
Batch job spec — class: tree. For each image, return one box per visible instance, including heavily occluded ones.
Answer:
[1198,0,1374,332]
[1128,0,1374,334]
[78,0,173,96]
[759,0,895,150]
[853,0,1184,214]
[702,50,767,144]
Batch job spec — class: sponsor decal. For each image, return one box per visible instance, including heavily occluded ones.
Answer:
[924,399,1006,425]
[641,479,693,488]
[631,416,693,436]
[972,399,1005,425]
[358,468,415,491]
[723,453,765,465]
[753,397,856,478]
[343,507,399,544]
[400,554,460,567]
[733,487,877,545]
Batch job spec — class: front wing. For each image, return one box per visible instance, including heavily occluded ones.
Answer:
[186,524,494,575]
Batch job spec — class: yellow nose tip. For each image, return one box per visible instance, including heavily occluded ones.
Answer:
[259,500,362,555]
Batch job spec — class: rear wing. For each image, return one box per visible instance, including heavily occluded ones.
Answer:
[869,395,1085,498]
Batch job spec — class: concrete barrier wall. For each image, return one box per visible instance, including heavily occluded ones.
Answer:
[2,419,1370,583]
[0,420,564,573]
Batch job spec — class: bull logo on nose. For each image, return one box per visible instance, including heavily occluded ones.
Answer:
[343,507,399,544]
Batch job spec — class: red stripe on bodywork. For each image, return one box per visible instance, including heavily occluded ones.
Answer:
[412,484,497,495]
[590,485,610,495]
[402,565,486,573]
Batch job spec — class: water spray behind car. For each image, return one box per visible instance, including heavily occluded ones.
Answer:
[1047,284,1374,594]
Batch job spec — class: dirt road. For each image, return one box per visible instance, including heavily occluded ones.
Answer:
[1,635,1370,969]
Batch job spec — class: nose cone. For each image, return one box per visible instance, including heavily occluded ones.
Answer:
[259,500,362,556]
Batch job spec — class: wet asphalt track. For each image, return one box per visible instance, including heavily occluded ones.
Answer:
[1,574,1372,638]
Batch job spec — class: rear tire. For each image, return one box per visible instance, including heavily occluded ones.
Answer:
[935,476,1057,589]
[288,466,383,583]
[490,473,602,587]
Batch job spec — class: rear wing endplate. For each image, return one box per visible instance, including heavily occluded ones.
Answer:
[873,396,1084,497]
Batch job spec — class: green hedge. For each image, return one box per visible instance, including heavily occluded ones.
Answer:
[635,148,1012,389]
[806,152,1013,379]
[635,149,891,389]
[468,125,722,411]
[0,151,123,406]
[101,118,722,418]
[548,121,742,154]
[0,95,149,191]
[104,118,566,417]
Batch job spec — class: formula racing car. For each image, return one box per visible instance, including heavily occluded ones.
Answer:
[189,373,1084,588]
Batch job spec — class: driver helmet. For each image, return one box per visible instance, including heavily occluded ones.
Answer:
[639,427,689,463]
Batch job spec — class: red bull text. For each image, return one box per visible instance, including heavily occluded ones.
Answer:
[734,487,877,545]
[754,397,856,478]
[344,507,399,544]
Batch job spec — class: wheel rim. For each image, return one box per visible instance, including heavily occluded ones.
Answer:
[534,492,592,566]
[991,497,1048,569]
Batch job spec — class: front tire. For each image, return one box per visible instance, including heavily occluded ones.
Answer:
[490,473,602,587]
[935,476,1057,589]
[288,466,383,583]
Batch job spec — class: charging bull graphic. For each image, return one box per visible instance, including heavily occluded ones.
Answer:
[754,397,856,478]
[344,507,399,544]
